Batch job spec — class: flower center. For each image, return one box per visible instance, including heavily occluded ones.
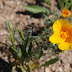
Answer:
[63,11,69,15]
[60,31,69,40]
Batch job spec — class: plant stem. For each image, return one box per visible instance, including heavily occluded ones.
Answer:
[28,62,32,72]
[20,63,26,72]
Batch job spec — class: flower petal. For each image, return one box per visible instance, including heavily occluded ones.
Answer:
[53,20,61,33]
[49,33,64,44]
[65,28,72,43]
[53,19,71,33]
[62,9,71,18]
[58,42,72,50]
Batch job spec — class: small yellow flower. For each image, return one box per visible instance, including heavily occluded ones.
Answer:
[62,9,71,18]
[49,19,72,50]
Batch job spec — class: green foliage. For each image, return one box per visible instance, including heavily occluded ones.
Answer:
[9,31,31,61]
[37,50,43,59]
[7,18,13,32]
[9,29,32,71]
[40,58,59,67]
[8,20,59,72]
[9,47,20,61]
[41,0,51,5]
[28,42,32,58]
[58,0,72,9]
[46,18,56,26]
[24,5,49,14]
[8,19,16,51]
[18,30,25,42]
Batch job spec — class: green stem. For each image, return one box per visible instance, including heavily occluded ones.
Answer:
[28,62,32,72]
[20,63,26,72]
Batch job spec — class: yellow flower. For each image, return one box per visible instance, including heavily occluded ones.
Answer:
[62,9,71,18]
[49,19,72,50]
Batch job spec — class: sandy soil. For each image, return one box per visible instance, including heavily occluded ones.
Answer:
[0,0,72,72]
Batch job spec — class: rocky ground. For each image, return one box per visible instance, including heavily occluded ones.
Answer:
[0,0,72,72]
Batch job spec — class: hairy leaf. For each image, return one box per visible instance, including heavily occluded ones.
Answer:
[41,58,59,67]
[24,5,48,14]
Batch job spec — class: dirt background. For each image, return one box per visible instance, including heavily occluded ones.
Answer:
[0,0,72,72]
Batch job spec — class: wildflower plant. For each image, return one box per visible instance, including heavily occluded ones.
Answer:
[8,20,59,72]
[3,1,72,72]
[49,9,72,50]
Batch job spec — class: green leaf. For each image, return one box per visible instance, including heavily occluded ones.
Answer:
[37,50,43,59]
[42,0,51,5]
[59,0,65,8]
[18,29,25,42]
[24,32,30,48]
[19,44,28,59]
[18,47,22,58]
[24,5,48,14]
[7,19,13,31]
[10,32,16,51]
[41,58,58,67]
[9,47,20,61]
[19,32,30,61]
[11,61,17,66]
[28,42,32,57]
[58,0,72,9]
[18,32,31,62]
